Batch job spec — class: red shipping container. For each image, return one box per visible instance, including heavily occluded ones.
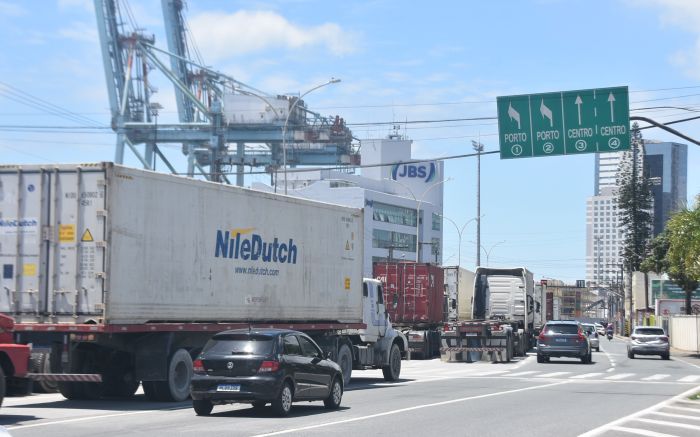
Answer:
[373,262,445,326]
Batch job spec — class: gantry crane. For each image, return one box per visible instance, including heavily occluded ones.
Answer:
[94,0,358,185]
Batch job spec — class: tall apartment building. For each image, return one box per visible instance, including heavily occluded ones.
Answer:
[585,142,687,287]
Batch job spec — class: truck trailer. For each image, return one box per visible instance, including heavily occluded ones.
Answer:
[373,262,444,358]
[441,267,536,362]
[0,163,406,401]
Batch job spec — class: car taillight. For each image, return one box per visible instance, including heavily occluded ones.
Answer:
[538,330,546,341]
[660,336,669,342]
[577,329,586,341]
[630,335,638,341]
[258,360,280,373]
[193,359,205,374]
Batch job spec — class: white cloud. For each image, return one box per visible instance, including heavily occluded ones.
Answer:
[188,10,357,62]
[636,0,700,79]
[58,22,98,43]
[0,1,26,16]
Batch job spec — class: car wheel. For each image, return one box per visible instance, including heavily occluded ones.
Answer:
[628,351,634,359]
[192,399,213,416]
[537,354,545,363]
[324,377,342,409]
[662,353,670,360]
[251,401,267,410]
[382,344,401,381]
[271,382,293,417]
[596,346,600,352]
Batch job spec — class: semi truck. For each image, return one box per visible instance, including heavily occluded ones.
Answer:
[0,162,407,401]
[441,267,536,362]
[373,262,444,358]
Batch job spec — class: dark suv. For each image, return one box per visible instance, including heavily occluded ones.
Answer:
[190,328,343,416]
[537,321,591,363]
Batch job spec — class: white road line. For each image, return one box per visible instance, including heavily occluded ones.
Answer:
[508,371,540,376]
[649,411,700,421]
[536,372,571,378]
[5,406,190,431]
[642,374,671,381]
[633,417,700,431]
[570,372,604,379]
[252,380,570,437]
[678,375,700,383]
[665,405,700,413]
[608,426,678,437]
[578,385,700,437]
[605,373,635,380]
[470,370,509,376]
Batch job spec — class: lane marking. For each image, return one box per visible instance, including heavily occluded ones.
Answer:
[642,374,671,381]
[678,375,700,383]
[570,372,604,379]
[664,405,700,413]
[648,411,700,421]
[536,372,571,378]
[470,370,509,376]
[609,426,677,437]
[605,373,635,380]
[252,380,570,437]
[633,417,700,431]
[508,371,539,376]
[579,384,700,436]
[5,406,190,431]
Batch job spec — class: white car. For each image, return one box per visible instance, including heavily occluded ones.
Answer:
[582,323,600,352]
[594,323,605,336]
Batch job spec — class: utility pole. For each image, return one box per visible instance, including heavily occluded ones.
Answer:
[472,140,484,266]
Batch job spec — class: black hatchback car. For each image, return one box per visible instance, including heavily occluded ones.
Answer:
[537,320,592,364]
[190,328,343,416]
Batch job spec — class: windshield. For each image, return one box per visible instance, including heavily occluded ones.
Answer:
[203,333,276,355]
[543,324,579,334]
[635,328,665,336]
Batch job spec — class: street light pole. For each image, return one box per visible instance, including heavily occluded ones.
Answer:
[472,140,484,266]
[282,78,341,195]
[439,214,480,268]
[471,240,505,267]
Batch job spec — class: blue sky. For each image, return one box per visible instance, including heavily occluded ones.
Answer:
[1,0,699,282]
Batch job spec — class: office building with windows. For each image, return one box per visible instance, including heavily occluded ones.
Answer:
[252,135,444,276]
[585,141,687,287]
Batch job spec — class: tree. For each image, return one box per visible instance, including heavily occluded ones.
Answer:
[665,196,700,314]
[616,122,654,319]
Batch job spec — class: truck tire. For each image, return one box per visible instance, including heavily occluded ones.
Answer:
[30,352,58,393]
[0,366,6,407]
[337,345,352,387]
[58,349,103,400]
[102,353,139,398]
[382,344,401,381]
[153,349,193,402]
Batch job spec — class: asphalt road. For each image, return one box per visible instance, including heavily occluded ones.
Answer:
[2,337,699,437]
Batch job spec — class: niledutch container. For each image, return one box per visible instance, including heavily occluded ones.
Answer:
[0,163,364,325]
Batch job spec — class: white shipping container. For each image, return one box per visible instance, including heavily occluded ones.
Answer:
[444,266,475,322]
[0,163,364,325]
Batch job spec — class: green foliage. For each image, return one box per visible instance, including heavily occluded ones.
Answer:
[616,122,653,272]
[640,233,669,274]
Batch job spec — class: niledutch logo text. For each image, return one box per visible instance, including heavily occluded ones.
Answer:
[215,230,297,264]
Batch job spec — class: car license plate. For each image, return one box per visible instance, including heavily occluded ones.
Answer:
[555,338,567,343]
[216,384,240,392]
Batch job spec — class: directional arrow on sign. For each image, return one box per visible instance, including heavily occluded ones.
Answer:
[508,102,521,129]
[540,99,553,127]
[608,92,616,122]
[575,95,583,125]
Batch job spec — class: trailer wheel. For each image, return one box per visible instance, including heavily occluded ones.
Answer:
[0,366,6,407]
[153,349,193,402]
[30,352,58,393]
[382,344,401,381]
[337,345,352,387]
[58,349,103,400]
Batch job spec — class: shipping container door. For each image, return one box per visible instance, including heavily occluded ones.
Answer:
[47,168,106,320]
[0,169,49,316]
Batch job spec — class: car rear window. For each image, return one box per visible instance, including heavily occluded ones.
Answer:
[204,334,275,355]
[543,324,579,334]
[635,328,665,336]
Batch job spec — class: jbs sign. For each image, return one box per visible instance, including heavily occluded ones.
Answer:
[391,162,436,183]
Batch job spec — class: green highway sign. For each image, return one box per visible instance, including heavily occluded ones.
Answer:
[497,86,630,159]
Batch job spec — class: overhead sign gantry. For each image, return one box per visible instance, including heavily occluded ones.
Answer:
[497,86,630,159]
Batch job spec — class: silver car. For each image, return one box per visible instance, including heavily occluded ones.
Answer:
[582,323,600,352]
[627,326,670,360]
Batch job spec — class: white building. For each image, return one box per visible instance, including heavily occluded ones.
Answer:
[252,134,445,276]
[585,141,687,287]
